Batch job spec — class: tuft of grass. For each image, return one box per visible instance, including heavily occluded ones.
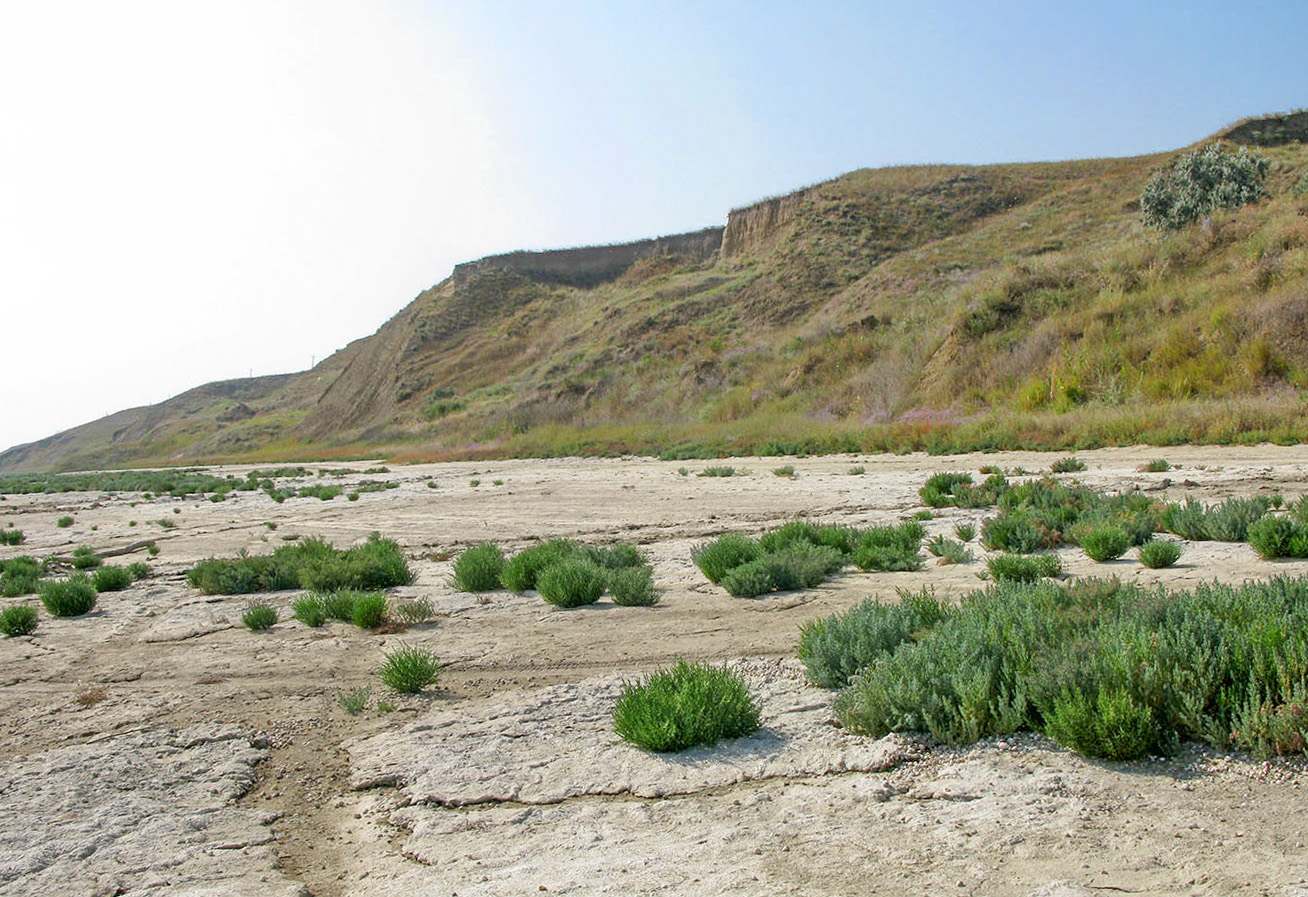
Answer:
[469,479,481,487]
[241,600,278,630]
[338,685,371,715]
[690,534,762,584]
[90,566,132,592]
[0,605,38,637]
[71,546,102,570]
[612,660,761,752]
[56,516,74,528]
[1138,539,1183,568]
[1140,459,1172,473]
[501,539,578,591]
[38,574,98,617]
[0,528,23,546]
[392,598,435,624]
[954,522,977,543]
[452,542,505,592]
[292,595,328,627]
[1078,526,1132,562]
[1,557,42,597]
[772,465,796,477]
[155,517,176,529]
[537,558,606,608]
[1050,456,1087,474]
[609,565,660,606]
[926,535,973,565]
[1163,496,1271,542]
[380,644,441,693]
[848,465,866,475]
[986,552,1062,582]
[320,590,358,622]
[697,466,738,477]
[351,592,389,629]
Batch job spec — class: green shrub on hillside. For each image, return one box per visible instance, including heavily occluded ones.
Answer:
[986,552,1062,582]
[1140,143,1268,230]
[1078,526,1132,562]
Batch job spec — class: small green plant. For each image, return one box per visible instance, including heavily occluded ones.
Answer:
[0,528,24,546]
[380,644,441,693]
[1138,539,1183,568]
[677,467,689,476]
[954,522,976,542]
[1078,526,1131,562]
[697,466,738,477]
[56,516,74,528]
[609,565,660,606]
[377,700,397,713]
[1,557,42,597]
[1140,142,1268,230]
[351,592,389,629]
[39,575,98,617]
[690,534,761,584]
[91,566,132,592]
[986,553,1062,582]
[173,507,181,515]
[799,590,949,688]
[1050,457,1086,474]
[347,492,360,501]
[125,562,150,580]
[537,558,606,608]
[926,535,973,565]
[1141,459,1171,473]
[156,518,176,529]
[292,595,328,627]
[241,600,277,630]
[492,479,504,486]
[426,480,438,488]
[0,605,38,637]
[128,520,137,527]
[848,465,865,475]
[452,542,505,592]
[320,590,357,621]
[71,546,102,570]
[392,598,435,624]
[147,544,160,556]
[338,685,371,715]
[613,660,761,752]
[469,479,481,487]
[297,484,342,501]
[1162,496,1270,542]
[772,465,795,477]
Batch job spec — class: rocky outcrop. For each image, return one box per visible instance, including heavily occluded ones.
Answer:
[452,227,724,288]
[719,188,813,259]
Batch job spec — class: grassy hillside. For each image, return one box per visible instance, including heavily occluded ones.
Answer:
[5,111,1308,471]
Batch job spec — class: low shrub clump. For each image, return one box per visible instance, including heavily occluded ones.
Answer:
[0,604,38,636]
[799,590,949,688]
[1138,539,1183,568]
[320,590,359,622]
[851,522,924,572]
[691,534,761,584]
[537,558,607,608]
[612,660,761,752]
[187,532,413,594]
[292,595,328,627]
[1247,514,1308,560]
[56,516,74,528]
[1140,459,1172,473]
[697,466,739,477]
[0,557,42,597]
[1078,526,1132,562]
[0,527,23,546]
[609,565,660,606]
[1162,497,1270,542]
[986,553,1062,582]
[500,539,579,591]
[392,597,435,624]
[1050,457,1086,474]
[296,484,342,501]
[91,566,133,592]
[39,574,98,617]
[834,575,1308,761]
[380,644,441,693]
[926,535,973,565]
[241,600,278,630]
[954,522,976,543]
[351,592,389,629]
[452,542,505,591]
[71,546,102,570]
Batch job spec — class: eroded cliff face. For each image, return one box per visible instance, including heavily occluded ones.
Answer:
[451,227,723,287]
[719,188,813,260]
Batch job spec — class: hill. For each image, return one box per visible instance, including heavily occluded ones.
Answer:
[4,110,1308,472]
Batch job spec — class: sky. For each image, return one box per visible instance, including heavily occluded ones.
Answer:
[1,0,1305,452]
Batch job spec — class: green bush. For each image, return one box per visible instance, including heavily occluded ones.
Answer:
[1043,686,1159,761]
[772,465,795,477]
[851,523,924,572]
[537,558,606,608]
[582,542,645,570]
[690,534,761,584]
[0,605,38,636]
[71,546,102,570]
[91,566,132,592]
[296,484,342,501]
[799,590,950,688]
[452,542,505,591]
[1,557,41,597]
[986,553,1062,582]
[39,574,98,617]
[292,595,328,627]
[954,522,976,543]
[1141,142,1268,230]
[926,535,972,565]
[56,516,73,528]
[392,597,435,624]
[1141,459,1171,473]
[1138,539,1183,568]
[609,565,660,606]
[920,472,973,507]
[1248,515,1300,560]
[380,644,441,693]
[338,685,371,715]
[501,539,578,591]
[241,600,277,630]
[720,560,775,597]
[1162,496,1270,542]
[1050,456,1086,474]
[0,528,23,546]
[697,466,738,477]
[612,660,761,752]
[1078,526,1131,562]
[188,533,412,595]
[320,590,358,622]
[126,562,150,580]
[351,592,389,629]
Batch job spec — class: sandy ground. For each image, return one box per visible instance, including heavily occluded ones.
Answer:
[2,445,1308,895]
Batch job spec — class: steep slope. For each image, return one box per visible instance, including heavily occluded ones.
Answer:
[4,112,1307,471]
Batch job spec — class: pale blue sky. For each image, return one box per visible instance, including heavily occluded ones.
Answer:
[1,0,1304,452]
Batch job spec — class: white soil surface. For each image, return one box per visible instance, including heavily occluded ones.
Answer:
[2,445,1308,896]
